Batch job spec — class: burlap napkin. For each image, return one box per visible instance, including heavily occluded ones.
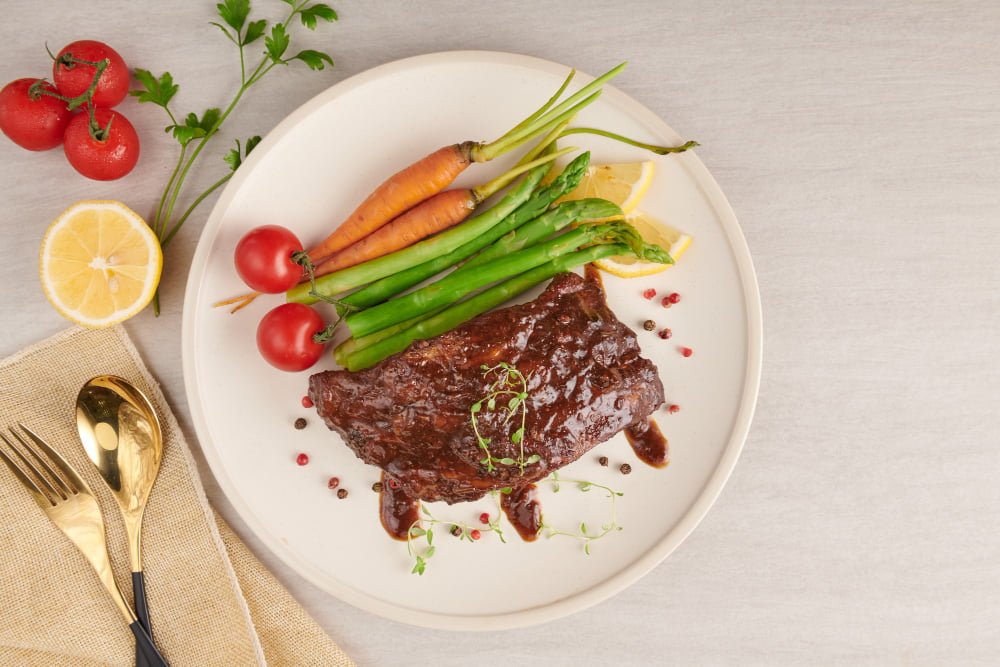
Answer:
[0,325,353,666]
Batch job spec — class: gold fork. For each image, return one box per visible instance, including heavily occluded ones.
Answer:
[0,424,169,667]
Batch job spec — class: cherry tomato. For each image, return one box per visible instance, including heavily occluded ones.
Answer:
[235,225,305,293]
[257,303,327,372]
[0,78,73,151]
[63,107,140,180]
[52,40,129,108]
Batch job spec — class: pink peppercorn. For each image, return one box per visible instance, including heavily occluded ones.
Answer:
[295,453,309,466]
[642,288,656,299]
[680,346,693,357]
[668,404,680,414]
[658,328,672,340]
[667,292,681,304]
[301,395,314,408]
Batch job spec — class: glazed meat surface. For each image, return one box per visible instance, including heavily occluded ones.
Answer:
[308,272,664,504]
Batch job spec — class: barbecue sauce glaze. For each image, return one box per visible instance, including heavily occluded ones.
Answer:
[369,266,666,541]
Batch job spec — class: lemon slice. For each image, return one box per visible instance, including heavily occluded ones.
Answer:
[593,211,692,278]
[557,161,655,215]
[40,200,162,328]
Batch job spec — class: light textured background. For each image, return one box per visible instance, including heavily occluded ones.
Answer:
[1,1,998,665]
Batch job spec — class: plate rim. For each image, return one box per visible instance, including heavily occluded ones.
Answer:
[181,49,763,630]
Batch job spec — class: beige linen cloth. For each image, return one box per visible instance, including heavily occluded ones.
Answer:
[0,325,353,666]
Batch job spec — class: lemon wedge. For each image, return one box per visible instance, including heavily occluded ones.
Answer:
[557,161,655,215]
[40,200,162,328]
[593,211,692,278]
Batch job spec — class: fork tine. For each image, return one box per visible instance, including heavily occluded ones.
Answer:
[17,424,85,496]
[9,427,72,500]
[0,434,55,506]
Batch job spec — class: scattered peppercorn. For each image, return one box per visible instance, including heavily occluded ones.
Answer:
[658,327,672,340]
[336,488,348,499]
[371,481,383,493]
[619,463,632,475]
[295,453,309,466]
[660,296,672,308]
[598,456,609,466]
[294,417,307,430]
[479,512,490,524]
[388,478,401,490]
[470,529,482,540]
[301,395,314,408]
[668,404,680,414]
[681,346,693,357]
[450,525,462,537]
[642,288,656,299]
[642,319,656,331]
[327,476,340,489]
[667,292,681,304]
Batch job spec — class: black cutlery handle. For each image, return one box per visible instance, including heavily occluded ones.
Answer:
[132,570,153,639]
[130,620,169,667]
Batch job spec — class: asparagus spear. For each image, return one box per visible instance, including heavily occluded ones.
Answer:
[330,151,593,312]
[344,244,629,371]
[345,222,634,338]
[457,198,620,273]
[334,197,620,363]
[286,155,555,305]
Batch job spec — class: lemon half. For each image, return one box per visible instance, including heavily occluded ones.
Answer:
[594,211,692,278]
[40,200,162,328]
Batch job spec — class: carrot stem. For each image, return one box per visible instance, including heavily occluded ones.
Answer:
[505,69,576,137]
[473,146,576,202]
[480,91,600,161]
[559,128,700,155]
[476,62,626,162]
[516,118,572,167]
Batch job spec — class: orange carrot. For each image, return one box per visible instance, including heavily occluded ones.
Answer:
[313,189,476,275]
[307,142,474,264]
[310,145,575,276]
[304,63,625,265]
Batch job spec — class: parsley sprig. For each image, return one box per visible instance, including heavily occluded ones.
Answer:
[131,0,337,313]
[470,362,542,474]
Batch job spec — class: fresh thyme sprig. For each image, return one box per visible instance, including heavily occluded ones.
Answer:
[470,362,542,474]
[539,471,624,554]
[407,496,507,576]
[131,0,338,314]
[406,473,624,575]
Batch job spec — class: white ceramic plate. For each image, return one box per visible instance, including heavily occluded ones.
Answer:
[182,51,761,630]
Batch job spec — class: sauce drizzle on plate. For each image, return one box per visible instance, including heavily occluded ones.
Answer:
[625,419,669,468]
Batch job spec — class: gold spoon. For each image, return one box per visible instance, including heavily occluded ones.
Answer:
[76,375,163,642]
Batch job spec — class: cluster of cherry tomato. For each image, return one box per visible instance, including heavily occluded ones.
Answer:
[235,225,329,373]
[0,40,140,180]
